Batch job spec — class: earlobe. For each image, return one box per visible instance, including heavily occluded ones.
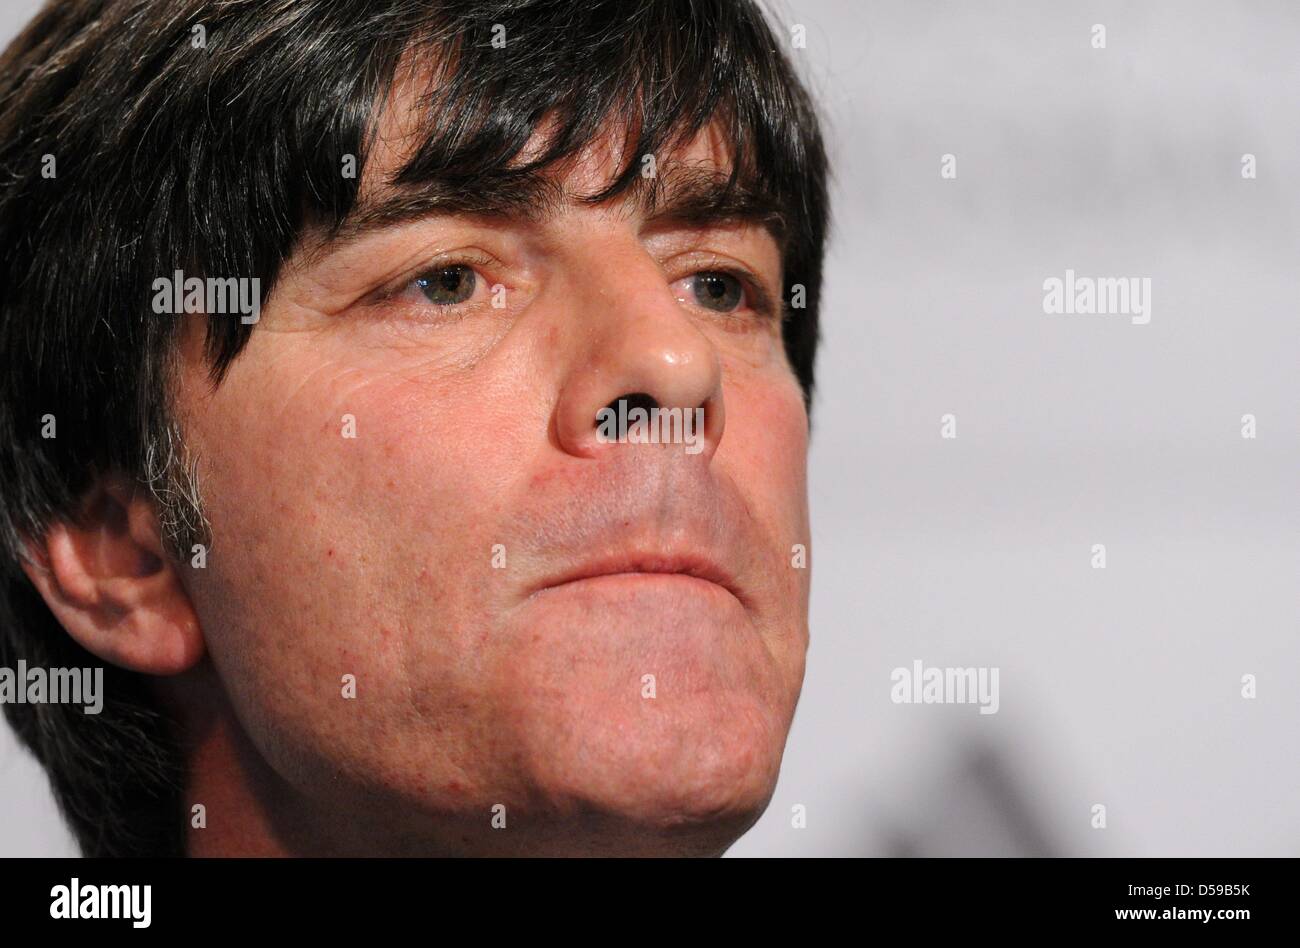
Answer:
[20,478,205,676]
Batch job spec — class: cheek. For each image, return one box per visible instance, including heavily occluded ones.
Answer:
[184,333,532,569]
[719,371,810,539]
[715,370,811,647]
[173,337,537,791]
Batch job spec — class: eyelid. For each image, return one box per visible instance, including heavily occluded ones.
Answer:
[674,254,778,319]
[371,248,504,304]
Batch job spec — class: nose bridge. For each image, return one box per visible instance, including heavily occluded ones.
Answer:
[551,228,725,460]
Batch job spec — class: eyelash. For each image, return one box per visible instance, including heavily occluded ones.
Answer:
[376,253,778,322]
[686,264,778,321]
[375,250,499,304]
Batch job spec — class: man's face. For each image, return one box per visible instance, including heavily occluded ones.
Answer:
[171,84,810,855]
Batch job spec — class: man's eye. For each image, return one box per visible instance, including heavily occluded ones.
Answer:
[690,271,744,313]
[415,265,477,305]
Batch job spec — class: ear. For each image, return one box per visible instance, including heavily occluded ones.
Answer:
[20,476,204,675]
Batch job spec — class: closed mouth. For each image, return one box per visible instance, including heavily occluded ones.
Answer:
[532,554,744,605]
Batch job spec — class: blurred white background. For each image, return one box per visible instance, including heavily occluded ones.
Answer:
[2,0,1296,857]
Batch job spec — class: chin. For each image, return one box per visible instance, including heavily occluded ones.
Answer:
[506,684,789,856]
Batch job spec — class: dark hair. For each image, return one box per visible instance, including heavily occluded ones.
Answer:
[0,0,829,856]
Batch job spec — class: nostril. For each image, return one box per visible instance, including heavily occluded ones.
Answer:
[595,392,659,428]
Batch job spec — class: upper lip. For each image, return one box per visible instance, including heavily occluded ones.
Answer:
[532,552,743,604]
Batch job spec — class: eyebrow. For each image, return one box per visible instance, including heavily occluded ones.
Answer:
[317,167,789,258]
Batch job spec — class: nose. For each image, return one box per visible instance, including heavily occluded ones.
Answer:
[553,245,725,461]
